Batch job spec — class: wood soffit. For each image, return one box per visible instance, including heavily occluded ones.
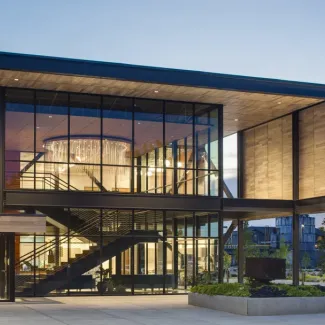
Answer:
[0,69,322,136]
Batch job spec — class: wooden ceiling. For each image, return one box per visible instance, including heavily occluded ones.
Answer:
[0,69,322,136]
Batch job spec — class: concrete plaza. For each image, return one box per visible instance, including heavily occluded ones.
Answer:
[0,295,324,325]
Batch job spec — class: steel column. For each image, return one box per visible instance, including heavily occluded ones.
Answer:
[292,112,300,286]
[218,106,223,198]
[218,211,224,283]
[237,219,244,283]
[0,88,5,210]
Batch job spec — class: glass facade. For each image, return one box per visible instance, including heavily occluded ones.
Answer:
[5,88,219,196]
[15,209,220,296]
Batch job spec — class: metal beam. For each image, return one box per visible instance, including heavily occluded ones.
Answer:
[5,190,222,211]
[223,198,293,212]
[223,220,238,245]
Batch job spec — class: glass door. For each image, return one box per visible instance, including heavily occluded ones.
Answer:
[0,233,14,301]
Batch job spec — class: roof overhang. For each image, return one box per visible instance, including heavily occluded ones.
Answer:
[1,52,325,135]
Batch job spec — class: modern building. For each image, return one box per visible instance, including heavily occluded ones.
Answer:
[1,52,325,301]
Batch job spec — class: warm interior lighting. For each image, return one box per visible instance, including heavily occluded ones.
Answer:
[43,137,131,178]
[14,78,19,81]
[154,90,159,93]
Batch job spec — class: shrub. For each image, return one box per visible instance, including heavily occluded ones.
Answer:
[190,283,325,297]
[190,283,250,297]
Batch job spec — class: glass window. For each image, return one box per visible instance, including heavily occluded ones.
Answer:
[102,97,132,166]
[5,89,35,189]
[69,94,101,191]
[165,102,193,195]
[134,99,163,193]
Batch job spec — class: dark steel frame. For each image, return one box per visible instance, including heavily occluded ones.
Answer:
[0,88,15,301]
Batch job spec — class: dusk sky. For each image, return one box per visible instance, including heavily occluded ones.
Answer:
[1,0,324,227]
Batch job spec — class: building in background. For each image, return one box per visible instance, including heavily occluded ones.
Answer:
[225,215,325,267]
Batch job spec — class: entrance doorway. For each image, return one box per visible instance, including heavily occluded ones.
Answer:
[0,233,14,301]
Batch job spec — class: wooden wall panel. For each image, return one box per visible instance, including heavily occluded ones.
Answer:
[299,103,325,199]
[254,125,268,198]
[243,116,292,199]
[299,109,314,198]
[282,116,293,200]
[243,129,255,198]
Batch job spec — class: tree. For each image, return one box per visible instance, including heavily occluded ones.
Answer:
[301,252,311,285]
[317,224,325,273]
[302,252,311,270]
[224,251,232,283]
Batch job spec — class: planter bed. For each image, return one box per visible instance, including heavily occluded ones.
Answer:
[188,284,325,316]
[189,292,325,315]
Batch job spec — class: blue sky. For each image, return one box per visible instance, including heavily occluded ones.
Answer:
[1,0,324,227]
[1,0,325,83]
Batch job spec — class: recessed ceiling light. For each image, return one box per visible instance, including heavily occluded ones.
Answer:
[278,101,282,104]
[154,90,159,93]
[138,122,141,125]
[36,126,40,129]
[14,78,19,81]
[49,115,52,118]
[234,119,238,122]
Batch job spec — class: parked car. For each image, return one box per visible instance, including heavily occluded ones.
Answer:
[228,266,238,277]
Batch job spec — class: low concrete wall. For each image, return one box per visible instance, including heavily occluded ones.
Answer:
[188,293,325,316]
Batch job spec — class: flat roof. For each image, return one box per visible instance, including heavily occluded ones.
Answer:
[1,51,325,98]
[0,51,324,135]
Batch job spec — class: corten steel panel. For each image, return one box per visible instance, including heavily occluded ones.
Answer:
[299,102,325,199]
[5,191,221,211]
[243,116,292,199]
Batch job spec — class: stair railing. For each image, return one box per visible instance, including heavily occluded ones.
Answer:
[17,209,100,266]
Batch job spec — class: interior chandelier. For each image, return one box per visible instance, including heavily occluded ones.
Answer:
[44,136,131,167]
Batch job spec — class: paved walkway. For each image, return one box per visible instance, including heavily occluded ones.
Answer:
[0,295,324,325]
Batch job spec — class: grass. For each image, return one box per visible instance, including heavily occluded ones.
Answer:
[190,283,325,297]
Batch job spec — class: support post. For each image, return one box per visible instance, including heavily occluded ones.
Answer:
[292,111,300,286]
[292,210,300,286]
[218,105,223,198]
[218,211,224,283]
[0,88,15,301]
[217,105,224,283]
[237,131,244,199]
[173,218,178,289]
[0,88,5,211]
[237,220,244,283]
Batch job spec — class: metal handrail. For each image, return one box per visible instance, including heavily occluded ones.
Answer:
[17,210,132,276]
[18,172,79,191]
[17,210,100,264]
[142,170,218,194]
[37,211,133,277]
